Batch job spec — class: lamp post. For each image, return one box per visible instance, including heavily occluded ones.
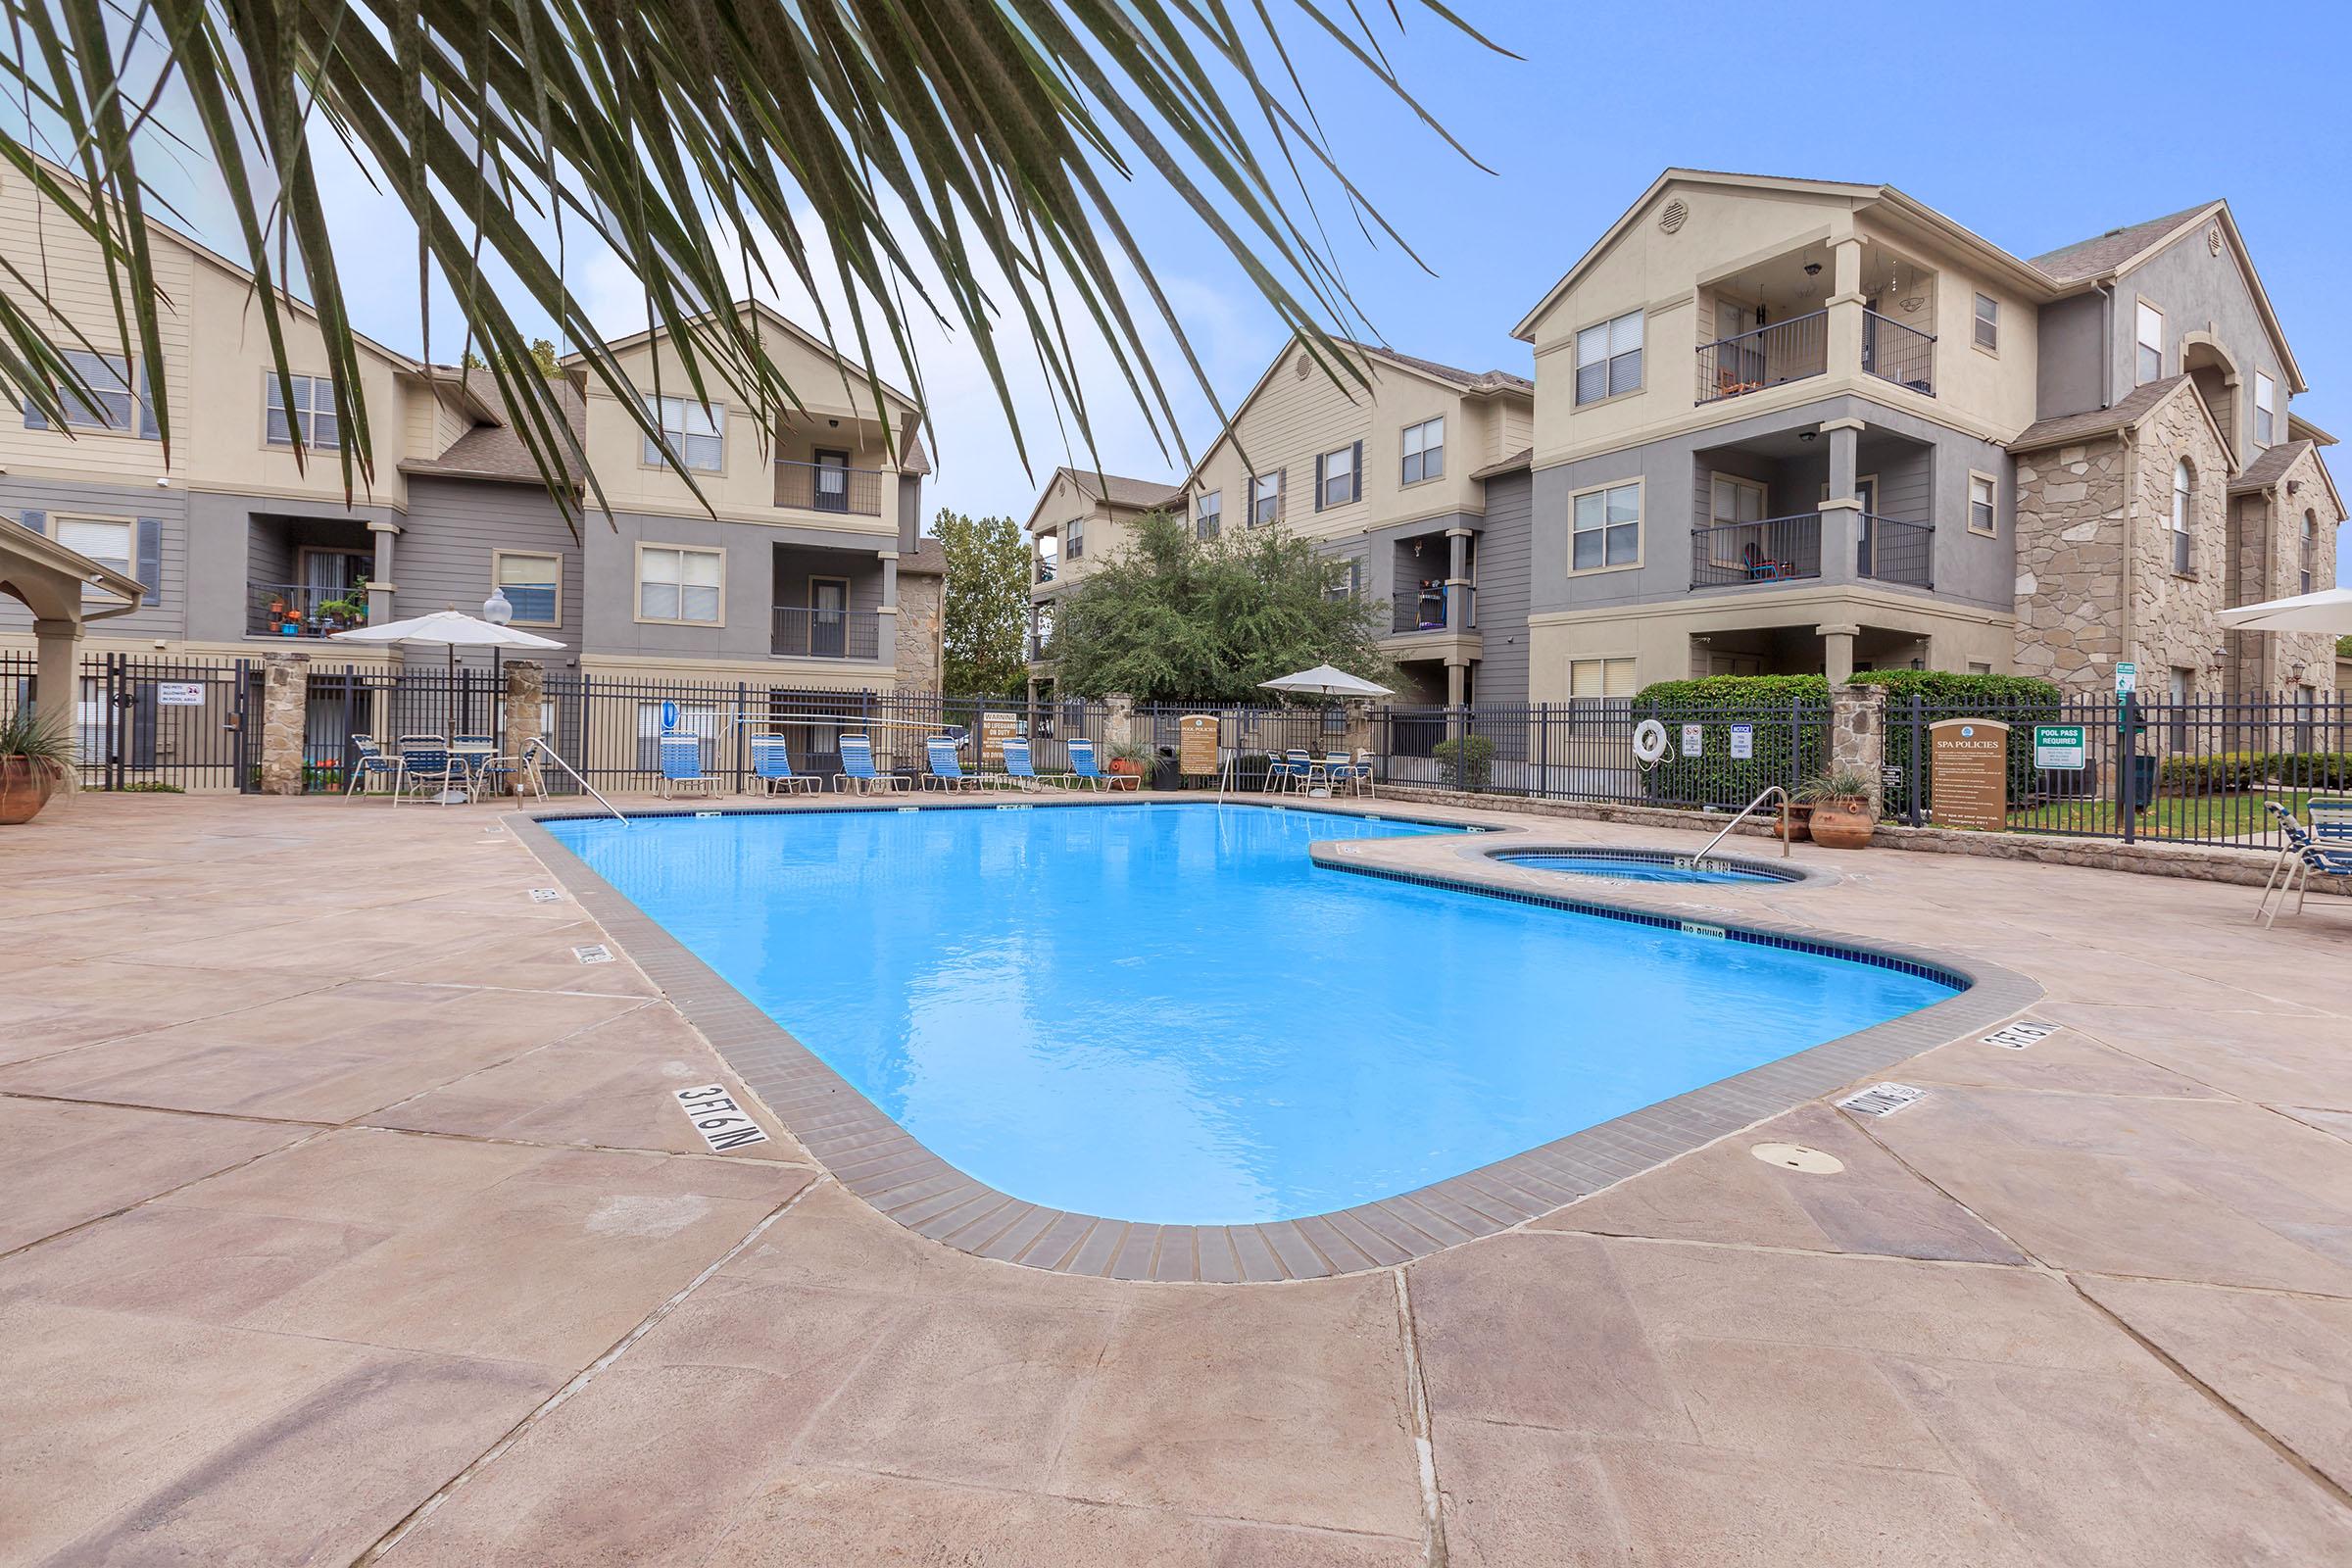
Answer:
[482,587,514,738]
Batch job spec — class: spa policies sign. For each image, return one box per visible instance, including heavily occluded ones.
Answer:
[1929,717,2009,831]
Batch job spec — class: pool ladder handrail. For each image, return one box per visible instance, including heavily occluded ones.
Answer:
[1690,784,1791,865]
[521,737,627,825]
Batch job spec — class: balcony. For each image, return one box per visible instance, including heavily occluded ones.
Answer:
[1035,556,1056,585]
[1862,311,1936,397]
[1690,514,1933,591]
[1392,583,1475,635]
[248,581,368,639]
[773,458,883,515]
[771,605,882,660]
[1696,311,1826,404]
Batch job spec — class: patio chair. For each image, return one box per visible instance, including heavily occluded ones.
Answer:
[749,735,821,796]
[658,734,718,800]
[1001,738,1043,792]
[2306,797,2352,846]
[392,736,464,808]
[1061,737,1106,792]
[468,752,531,802]
[1258,750,1300,793]
[836,734,910,794]
[923,735,986,792]
[345,734,400,798]
[2261,840,2352,928]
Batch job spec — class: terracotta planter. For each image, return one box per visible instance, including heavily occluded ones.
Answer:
[0,756,59,825]
[1106,758,1144,792]
[1807,799,1874,850]
[1777,802,1813,843]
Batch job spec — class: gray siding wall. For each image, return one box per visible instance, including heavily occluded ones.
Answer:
[2114,231,2290,450]
[1528,393,2015,618]
[581,509,889,664]
[1472,473,1533,705]
[898,473,922,553]
[0,475,187,639]
[183,491,400,644]
[771,545,885,612]
[2036,290,2108,418]
[399,477,582,656]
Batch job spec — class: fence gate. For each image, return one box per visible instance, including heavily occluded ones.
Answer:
[83,654,256,793]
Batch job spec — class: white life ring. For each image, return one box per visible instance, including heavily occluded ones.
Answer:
[1633,719,1670,763]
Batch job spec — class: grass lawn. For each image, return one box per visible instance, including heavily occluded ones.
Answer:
[2002,789,2306,840]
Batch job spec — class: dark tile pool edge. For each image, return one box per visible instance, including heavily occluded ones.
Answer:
[508,800,2041,1286]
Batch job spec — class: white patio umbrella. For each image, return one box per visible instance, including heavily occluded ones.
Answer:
[2217,587,2352,633]
[1256,662,1394,700]
[329,609,564,738]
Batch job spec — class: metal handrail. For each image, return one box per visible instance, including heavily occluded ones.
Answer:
[1690,784,1792,862]
[521,737,627,824]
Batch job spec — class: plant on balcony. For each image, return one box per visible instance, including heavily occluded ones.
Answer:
[0,705,74,825]
[315,579,370,630]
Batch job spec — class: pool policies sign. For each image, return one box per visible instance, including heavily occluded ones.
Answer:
[1929,718,2009,831]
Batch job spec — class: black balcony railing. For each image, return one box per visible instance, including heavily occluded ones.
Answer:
[774,459,883,515]
[1696,311,1827,404]
[1392,584,1474,634]
[1858,515,1934,588]
[771,605,881,660]
[1690,514,1824,589]
[1862,311,1936,397]
[248,581,368,639]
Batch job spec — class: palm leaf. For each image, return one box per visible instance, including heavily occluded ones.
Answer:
[1,0,1508,529]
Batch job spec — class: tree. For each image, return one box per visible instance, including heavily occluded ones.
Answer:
[1050,511,1393,703]
[933,510,1028,697]
[465,338,562,377]
[5,3,1507,526]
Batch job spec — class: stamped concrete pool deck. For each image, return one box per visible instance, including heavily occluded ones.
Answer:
[4,791,2350,1565]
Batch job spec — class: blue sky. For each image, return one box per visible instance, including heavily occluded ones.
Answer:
[39,1,2352,565]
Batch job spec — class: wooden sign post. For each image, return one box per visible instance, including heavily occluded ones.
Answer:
[1929,717,2009,831]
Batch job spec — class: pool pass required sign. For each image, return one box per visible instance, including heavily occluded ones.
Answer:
[1929,717,2010,831]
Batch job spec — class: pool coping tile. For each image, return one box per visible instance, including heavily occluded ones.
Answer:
[510,798,2040,1284]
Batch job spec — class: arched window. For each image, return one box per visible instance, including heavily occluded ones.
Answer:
[2170,460,2194,575]
[2303,509,2321,597]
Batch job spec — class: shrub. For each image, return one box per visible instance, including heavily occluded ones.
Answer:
[1858,670,2063,819]
[1631,675,1828,809]
[1432,733,1495,791]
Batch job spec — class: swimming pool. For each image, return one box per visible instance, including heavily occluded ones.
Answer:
[545,803,1957,1225]
[1494,848,1802,885]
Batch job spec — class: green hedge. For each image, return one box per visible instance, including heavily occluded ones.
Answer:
[1631,675,1828,808]
[2161,751,2352,791]
[1858,671,2064,819]
[1432,733,1496,791]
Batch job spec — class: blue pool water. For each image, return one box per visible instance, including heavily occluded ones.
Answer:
[547,804,1955,1224]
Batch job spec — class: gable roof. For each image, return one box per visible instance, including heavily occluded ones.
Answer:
[898,536,948,576]
[2006,375,2223,454]
[1060,466,1185,510]
[400,379,587,486]
[567,298,923,423]
[2029,203,2218,283]
[1335,338,1532,395]
[2229,439,2311,494]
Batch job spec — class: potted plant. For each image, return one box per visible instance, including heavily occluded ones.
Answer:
[1794,765,1877,850]
[0,705,74,825]
[1106,739,1152,791]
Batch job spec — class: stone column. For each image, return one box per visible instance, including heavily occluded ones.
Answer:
[1829,678,1886,811]
[502,660,546,794]
[1343,697,1375,760]
[1102,692,1137,752]
[1818,623,1860,685]
[258,651,310,796]
[31,617,77,735]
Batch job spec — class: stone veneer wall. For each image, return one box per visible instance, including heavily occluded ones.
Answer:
[2127,387,2231,695]
[2247,443,2341,693]
[894,570,945,691]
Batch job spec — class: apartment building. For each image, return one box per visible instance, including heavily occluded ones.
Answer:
[1510,171,2340,701]
[1024,466,1183,681]
[0,172,945,710]
[1027,170,2337,711]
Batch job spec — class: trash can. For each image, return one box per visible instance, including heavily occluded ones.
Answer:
[1152,753,1181,791]
[2130,754,2157,812]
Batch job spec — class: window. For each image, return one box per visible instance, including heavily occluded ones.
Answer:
[1567,657,1637,706]
[28,349,157,437]
[2303,510,2320,596]
[1066,517,1085,560]
[1973,294,1998,352]
[637,545,723,623]
[2170,460,2194,575]
[264,372,341,450]
[2135,301,2164,384]
[1327,558,1362,601]
[1708,474,1765,529]
[1196,489,1221,541]
[1401,417,1445,484]
[1571,481,1641,571]
[494,551,561,626]
[2255,372,2277,447]
[1250,471,1282,526]
[1969,473,1997,536]
[641,395,724,472]
[1316,443,1360,510]
[57,517,131,576]
[1575,310,1643,405]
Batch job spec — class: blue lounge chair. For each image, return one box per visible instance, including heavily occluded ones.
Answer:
[2259,801,2352,926]
[1001,737,1042,792]
[924,735,984,792]
[2308,797,2352,846]
[345,734,400,797]
[1062,736,1106,792]
[836,734,909,794]
[750,735,820,796]
[658,733,716,799]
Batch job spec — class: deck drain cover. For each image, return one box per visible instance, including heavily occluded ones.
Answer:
[529,888,562,903]
[1981,1019,2057,1050]
[1837,1082,1926,1117]
[1751,1143,1844,1174]
[572,944,614,965]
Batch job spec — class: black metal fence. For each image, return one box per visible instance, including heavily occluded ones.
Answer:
[0,652,256,792]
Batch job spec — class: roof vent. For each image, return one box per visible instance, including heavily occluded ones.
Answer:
[1295,354,1312,380]
[1659,198,1690,234]
[2207,225,2223,256]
